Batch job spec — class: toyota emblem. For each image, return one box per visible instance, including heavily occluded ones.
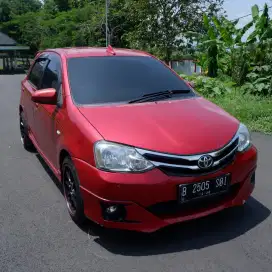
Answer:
[198,155,214,169]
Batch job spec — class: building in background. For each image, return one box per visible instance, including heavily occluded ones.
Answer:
[170,58,202,75]
[0,32,31,74]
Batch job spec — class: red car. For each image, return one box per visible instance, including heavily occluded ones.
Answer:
[19,47,257,233]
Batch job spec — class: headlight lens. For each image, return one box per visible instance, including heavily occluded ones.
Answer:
[237,123,251,152]
[94,141,154,172]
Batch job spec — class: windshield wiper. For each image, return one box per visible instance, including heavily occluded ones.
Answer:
[128,89,190,104]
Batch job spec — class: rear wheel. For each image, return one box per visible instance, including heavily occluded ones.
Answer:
[19,111,35,151]
[62,157,86,225]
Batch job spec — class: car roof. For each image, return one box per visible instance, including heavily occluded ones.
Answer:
[41,46,151,58]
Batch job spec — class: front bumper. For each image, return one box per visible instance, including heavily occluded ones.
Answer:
[73,146,257,233]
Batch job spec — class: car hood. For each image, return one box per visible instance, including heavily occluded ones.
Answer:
[78,97,240,155]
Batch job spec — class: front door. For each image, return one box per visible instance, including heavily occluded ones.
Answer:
[22,56,48,137]
[33,53,64,170]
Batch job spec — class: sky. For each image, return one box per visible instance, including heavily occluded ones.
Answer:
[224,0,272,26]
[223,0,272,40]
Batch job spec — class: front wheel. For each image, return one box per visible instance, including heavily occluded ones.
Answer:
[62,157,86,225]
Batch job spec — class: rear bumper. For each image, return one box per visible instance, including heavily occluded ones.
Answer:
[74,146,257,233]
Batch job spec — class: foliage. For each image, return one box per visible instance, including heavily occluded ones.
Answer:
[242,40,272,95]
[54,0,70,11]
[0,0,225,61]
[192,2,272,97]
[242,5,272,96]
[1,0,272,101]
[0,0,41,22]
[180,73,235,97]
[122,0,225,61]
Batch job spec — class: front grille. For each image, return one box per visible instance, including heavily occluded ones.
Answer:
[137,135,239,176]
[147,183,241,218]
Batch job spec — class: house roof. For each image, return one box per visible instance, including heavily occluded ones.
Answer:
[0,32,17,46]
[0,46,30,51]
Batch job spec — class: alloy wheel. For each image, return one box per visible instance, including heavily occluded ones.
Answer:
[63,166,77,216]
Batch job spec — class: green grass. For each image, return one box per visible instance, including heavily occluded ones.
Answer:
[209,91,272,134]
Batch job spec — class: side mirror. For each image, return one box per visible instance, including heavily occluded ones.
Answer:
[31,88,57,105]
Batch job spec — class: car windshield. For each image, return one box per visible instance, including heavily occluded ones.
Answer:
[67,56,195,105]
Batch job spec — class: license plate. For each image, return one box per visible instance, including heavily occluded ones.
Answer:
[178,174,231,204]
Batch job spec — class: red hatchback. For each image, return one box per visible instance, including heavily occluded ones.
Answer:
[19,47,257,233]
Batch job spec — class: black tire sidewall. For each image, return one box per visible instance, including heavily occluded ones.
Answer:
[20,111,34,151]
[62,157,86,224]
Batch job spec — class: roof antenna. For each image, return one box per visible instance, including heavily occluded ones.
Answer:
[105,0,109,47]
[106,45,116,55]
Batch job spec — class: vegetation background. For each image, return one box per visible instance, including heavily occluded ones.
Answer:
[0,0,271,133]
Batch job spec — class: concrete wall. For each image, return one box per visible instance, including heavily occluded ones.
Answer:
[171,60,202,75]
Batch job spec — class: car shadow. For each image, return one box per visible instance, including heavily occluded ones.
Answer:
[35,154,271,256]
[35,153,63,195]
[83,197,270,256]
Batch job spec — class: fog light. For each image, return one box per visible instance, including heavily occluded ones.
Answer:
[106,205,118,214]
[101,203,127,222]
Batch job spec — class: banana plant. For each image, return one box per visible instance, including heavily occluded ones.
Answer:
[245,4,272,95]
[247,4,271,43]
[186,14,225,77]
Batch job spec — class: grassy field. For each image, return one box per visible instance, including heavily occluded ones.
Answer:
[210,91,272,134]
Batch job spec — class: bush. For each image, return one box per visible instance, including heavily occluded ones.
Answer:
[180,74,236,98]
[241,39,272,96]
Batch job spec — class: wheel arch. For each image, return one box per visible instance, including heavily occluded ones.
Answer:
[59,149,71,171]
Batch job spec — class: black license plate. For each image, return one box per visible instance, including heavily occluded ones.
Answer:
[179,174,231,204]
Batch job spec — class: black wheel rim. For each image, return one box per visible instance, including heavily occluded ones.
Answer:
[20,114,26,142]
[63,166,77,215]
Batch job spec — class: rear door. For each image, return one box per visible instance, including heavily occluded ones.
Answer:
[21,56,49,138]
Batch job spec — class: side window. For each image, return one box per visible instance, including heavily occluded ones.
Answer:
[41,54,62,91]
[28,58,48,88]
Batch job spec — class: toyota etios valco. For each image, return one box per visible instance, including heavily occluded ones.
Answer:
[19,46,257,233]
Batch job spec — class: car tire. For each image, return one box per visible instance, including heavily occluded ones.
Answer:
[62,157,86,225]
[19,111,35,151]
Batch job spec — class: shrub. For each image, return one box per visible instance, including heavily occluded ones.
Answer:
[180,74,236,98]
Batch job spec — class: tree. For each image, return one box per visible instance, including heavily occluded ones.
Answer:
[123,0,225,62]
[244,4,272,95]
[54,0,70,11]
[1,0,225,62]
[0,0,11,22]
[69,0,88,8]
[43,0,58,16]
[0,0,41,20]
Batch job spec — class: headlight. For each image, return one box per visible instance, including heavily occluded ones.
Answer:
[94,141,154,172]
[237,123,251,152]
